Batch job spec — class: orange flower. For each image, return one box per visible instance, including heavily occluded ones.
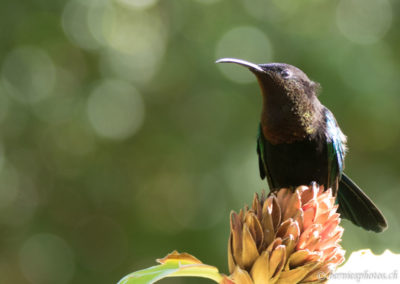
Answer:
[228,184,345,284]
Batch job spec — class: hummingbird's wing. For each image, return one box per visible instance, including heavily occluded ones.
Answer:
[325,108,347,190]
[325,109,387,232]
[257,126,266,180]
[257,124,275,189]
[257,139,265,180]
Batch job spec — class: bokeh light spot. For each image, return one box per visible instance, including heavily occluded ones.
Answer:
[216,26,273,84]
[1,46,56,103]
[87,79,145,140]
[19,234,75,284]
[61,0,102,50]
[193,0,222,5]
[337,43,399,95]
[98,5,166,84]
[336,0,392,44]
[116,0,158,10]
[63,0,167,84]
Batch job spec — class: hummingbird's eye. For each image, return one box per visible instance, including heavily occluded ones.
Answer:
[281,69,291,78]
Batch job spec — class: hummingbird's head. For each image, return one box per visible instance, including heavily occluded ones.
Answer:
[216,58,320,101]
[216,58,324,143]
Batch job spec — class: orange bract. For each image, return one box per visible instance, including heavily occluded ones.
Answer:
[228,184,345,284]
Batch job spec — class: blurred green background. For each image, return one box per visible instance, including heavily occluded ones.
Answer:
[0,0,399,283]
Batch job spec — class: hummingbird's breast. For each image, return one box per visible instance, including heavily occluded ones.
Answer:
[260,91,324,145]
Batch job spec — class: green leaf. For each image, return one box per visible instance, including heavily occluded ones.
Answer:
[118,251,227,284]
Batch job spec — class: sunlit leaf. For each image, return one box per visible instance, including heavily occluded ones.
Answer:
[118,251,226,284]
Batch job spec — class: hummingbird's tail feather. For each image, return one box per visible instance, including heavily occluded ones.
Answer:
[337,173,387,232]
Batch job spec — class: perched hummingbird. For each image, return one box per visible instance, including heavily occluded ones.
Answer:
[216,58,387,232]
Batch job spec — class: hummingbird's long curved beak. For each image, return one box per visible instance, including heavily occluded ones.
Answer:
[215,58,265,73]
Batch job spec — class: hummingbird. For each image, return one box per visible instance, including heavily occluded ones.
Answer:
[216,58,387,232]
